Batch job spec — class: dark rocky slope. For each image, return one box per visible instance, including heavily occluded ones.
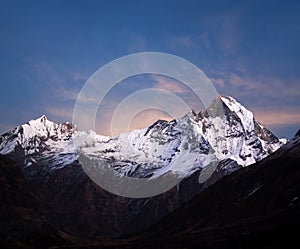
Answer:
[114,130,300,249]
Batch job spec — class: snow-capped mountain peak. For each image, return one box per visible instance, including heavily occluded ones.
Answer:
[0,115,76,167]
[0,96,287,179]
[21,115,74,141]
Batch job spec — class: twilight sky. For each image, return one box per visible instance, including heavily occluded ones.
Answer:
[0,0,299,138]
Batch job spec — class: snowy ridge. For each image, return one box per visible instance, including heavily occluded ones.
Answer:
[0,115,77,167]
[0,96,287,178]
[79,116,215,178]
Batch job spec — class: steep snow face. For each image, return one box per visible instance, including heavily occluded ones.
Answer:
[0,96,287,178]
[193,96,286,166]
[80,115,216,178]
[221,96,254,132]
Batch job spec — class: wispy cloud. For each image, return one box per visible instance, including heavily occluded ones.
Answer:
[94,107,174,137]
[26,61,67,86]
[152,74,188,94]
[253,109,300,127]
[129,109,173,131]
[46,106,73,121]
[96,87,191,136]
[211,71,300,101]
[68,71,89,82]
[211,73,263,92]
[54,86,80,101]
[53,85,99,104]
[215,10,242,54]
[24,60,89,90]
[170,36,199,49]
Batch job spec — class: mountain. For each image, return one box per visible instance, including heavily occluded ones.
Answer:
[0,128,299,249]
[0,95,293,248]
[0,154,72,248]
[0,115,75,168]
[111,129,300,249]
[0,96,285,178]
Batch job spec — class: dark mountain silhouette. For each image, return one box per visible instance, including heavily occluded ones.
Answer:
[115,130,300,249]
[0,131,299,248]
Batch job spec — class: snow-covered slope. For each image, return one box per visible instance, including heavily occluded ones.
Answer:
[0,96,287,178]
[77,115,215,178]
[0,115,77,168]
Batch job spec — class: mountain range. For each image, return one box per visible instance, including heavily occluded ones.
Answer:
[0,96,298,249]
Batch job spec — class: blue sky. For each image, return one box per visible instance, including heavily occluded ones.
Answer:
[0,0,299,138]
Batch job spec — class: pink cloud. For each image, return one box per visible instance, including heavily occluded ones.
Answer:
[46,107,73,121]
[212,71,300,99]
[152,75,188,94]
[253,109,300,126]
[129,109,173,133]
